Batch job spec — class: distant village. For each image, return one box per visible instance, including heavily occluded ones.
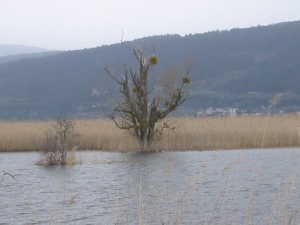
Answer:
[197,108,239,117]
[196,107,290,117]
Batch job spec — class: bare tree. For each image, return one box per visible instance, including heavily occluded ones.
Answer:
[54,118,76,164]
[102,43,191,151]
[40,118,77,165]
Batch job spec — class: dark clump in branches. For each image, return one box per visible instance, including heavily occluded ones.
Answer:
[101,41,191,151]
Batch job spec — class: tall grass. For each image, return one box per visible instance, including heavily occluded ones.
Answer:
[0,114,300,152]
[0,120,53,151]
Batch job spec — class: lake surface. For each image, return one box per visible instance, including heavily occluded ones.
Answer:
[1,149,300,224]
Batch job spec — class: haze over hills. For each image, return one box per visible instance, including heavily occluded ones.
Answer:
[0,21,300,120]
[0,44,49,57]
[0,44,61,65]
[0,51,62,65]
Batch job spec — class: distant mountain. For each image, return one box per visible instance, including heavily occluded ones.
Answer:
[0,44,58,65]
[0,44,49,57]
[0,51,62,64]
[0,21,300,120]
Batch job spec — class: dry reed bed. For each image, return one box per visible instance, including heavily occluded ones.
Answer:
[0,114,300,152]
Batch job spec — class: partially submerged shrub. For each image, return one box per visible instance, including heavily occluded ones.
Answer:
[38,118,78,165]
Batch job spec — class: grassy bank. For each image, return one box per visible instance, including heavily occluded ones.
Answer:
[0,114,300,152]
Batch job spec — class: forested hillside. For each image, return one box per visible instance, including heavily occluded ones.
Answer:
[0,21,300,119]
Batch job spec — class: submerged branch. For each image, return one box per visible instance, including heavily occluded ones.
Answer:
[1,171,21,184]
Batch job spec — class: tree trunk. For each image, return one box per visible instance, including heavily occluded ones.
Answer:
[147,124,155,150]
[60,151,67,165]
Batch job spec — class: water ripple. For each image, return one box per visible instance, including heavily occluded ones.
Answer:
[0,149,300,224]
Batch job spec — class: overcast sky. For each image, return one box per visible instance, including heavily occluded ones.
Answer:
[1,0,300,51]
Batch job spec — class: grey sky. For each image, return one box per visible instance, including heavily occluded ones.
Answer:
[1,0,300,50]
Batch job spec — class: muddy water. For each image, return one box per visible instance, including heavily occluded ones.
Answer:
[0,149,300,224]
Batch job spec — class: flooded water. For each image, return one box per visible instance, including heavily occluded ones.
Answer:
[1,148,300,224]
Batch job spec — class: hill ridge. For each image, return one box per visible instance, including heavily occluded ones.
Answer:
[0,20,299,119]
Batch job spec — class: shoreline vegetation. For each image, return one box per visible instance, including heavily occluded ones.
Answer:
[0,114,300,152]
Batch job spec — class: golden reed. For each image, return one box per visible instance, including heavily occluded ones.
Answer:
[1,114,300,152]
